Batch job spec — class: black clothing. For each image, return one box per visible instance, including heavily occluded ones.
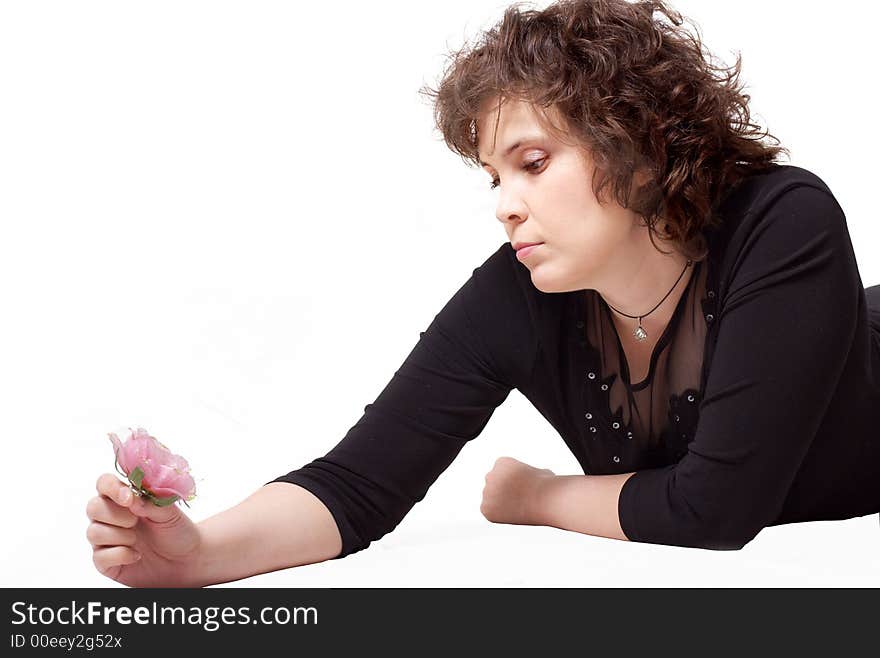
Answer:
[268,164,880,555]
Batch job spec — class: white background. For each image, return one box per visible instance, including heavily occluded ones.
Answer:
[1,0,878,587]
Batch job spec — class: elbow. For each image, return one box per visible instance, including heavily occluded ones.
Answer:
[697,515,763,551]
[619,470,767,551]
[696,533,751,552]
[624,514,761,551]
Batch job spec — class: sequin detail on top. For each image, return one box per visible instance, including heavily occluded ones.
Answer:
[574,250,720,472]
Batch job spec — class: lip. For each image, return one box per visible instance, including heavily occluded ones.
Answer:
[515,243,543,260]
[513,241,544,252]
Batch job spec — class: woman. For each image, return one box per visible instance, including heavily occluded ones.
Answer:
[85,0,880,587]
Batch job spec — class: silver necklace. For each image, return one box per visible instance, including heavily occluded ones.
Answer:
[604,259,693,342]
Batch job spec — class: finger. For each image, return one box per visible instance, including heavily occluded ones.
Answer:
[86,521,137,549]
[92,546,141,575]
[124,489,185,524]
[95,472,183,523]
[86,496,138,528]
[96,473,133,505]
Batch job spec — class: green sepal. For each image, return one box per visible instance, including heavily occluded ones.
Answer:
[129,466,145,489]
[153,495,181,507]
[143,491,180,507]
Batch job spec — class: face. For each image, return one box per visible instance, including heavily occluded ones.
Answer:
[476,97,649,294]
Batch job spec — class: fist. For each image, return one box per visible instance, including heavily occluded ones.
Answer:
[480,456,555,526]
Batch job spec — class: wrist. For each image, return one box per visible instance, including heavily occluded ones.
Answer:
[528,470,558,526]
[189,516,242,588]
[185,524,213,588]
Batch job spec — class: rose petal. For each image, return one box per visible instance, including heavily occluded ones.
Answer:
[108,426,196,504]
[144,464,196,499]
[108,433,131,473]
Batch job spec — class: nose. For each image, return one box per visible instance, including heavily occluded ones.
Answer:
[495,187,529,226]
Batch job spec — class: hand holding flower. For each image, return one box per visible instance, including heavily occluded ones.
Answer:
[86,427,203,587]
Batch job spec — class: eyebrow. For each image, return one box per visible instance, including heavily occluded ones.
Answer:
[478,134,545,168]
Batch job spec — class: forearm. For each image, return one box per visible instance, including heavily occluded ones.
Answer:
[534,472,636,542]
[190,482,343,587]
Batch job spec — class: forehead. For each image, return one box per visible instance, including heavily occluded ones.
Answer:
[476,98,550,161]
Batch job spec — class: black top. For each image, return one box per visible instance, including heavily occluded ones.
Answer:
[268,164,880,555]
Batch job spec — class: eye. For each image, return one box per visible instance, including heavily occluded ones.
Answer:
[489,157,547,190]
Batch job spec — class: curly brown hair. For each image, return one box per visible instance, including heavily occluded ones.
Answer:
[418,0,790,262]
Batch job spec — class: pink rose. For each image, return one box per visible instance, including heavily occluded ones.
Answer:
[108,426,197,507]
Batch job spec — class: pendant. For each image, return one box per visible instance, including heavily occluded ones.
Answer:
[633,320,648,342]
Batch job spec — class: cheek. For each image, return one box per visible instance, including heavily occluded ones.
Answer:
[564,220,626,275]
[551,180,603,232]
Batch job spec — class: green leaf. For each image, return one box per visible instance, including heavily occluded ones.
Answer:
[129,466,144,489]
[150,494,180,507]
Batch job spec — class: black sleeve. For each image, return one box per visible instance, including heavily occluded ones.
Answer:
[618,185,861,550]
[265,244,535,559]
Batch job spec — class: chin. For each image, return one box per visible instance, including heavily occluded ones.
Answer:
[528,271,566,294]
